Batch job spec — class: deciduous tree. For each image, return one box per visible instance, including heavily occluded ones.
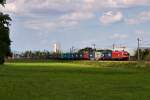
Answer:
[0,0,11,64]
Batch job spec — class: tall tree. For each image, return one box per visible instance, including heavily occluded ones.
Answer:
[0,0,6,5]
[0,0,11,64]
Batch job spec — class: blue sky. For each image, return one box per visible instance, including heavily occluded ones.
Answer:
[0,0,150,53]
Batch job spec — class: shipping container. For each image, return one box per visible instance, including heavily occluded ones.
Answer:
[83,51,90,60]
[69,53,74,60]
[101,50,112,60]
[89,51,95,60]
[73,53,79,60]
[78,53,83,60]
[95,51,103,60]
[61,53,68,60]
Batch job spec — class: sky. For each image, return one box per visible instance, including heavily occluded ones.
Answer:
[0,0,150,53]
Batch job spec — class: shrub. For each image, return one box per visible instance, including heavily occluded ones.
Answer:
[0,56,4,64]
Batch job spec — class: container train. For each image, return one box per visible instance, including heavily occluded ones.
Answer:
[53,49,130,61]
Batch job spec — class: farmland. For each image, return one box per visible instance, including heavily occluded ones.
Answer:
[0,60,150,100]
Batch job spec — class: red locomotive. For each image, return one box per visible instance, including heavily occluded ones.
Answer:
[112,51,129,60]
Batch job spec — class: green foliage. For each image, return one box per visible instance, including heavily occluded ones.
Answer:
[0,55,4,64]
[145,54,150,61]
[78,47,94,53]
[0,0,11,64]
[134,49,150,61]
[0,62,150,100]
[0,0,6,6]
[14,50,52,59]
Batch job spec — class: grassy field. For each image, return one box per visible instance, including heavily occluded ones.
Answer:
[0,61,150,100]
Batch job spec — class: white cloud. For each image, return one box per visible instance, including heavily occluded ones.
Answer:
[24,20,56,31]
[126,11,150,25]
[100,11,123,25]
[60,11,95,22]
[1,0,149,32]
[83,0,150,11]
[110,33,128,39]
[0,2,16,13]
[126,19,139,25]
[24,11,95,31]
[1,0,95,32]
[2,0,149,15]
[106,0,150,8]
[0,0,83,15]
[140,11,150,20]
[123,0,150,6]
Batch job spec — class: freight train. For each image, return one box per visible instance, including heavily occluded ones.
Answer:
[54,49,130,61]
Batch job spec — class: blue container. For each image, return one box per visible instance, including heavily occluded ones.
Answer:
[62,53,68,60]
[73,53,79,60]
[66,53,71,60]
[78,53,83,60]
[89,51,95,60]
[69,53,74,60]
[61,53,76,60]
[102,50,112,60]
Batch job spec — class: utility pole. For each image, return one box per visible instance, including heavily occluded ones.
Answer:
[70,46,75,53]
[72,46,74,53]
[92,44,96,50]
[137,38,141,61]
[113,44,115,51]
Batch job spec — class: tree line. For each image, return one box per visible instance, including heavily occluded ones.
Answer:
[134,49,150,61]
[12,51,60,60]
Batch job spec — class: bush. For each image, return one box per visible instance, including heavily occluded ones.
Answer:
[134,49,150,61]
[145,54,150,61]
[0,56,4,64]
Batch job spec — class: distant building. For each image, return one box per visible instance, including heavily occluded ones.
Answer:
[53,42,61,53]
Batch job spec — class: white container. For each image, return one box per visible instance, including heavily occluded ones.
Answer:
[95,51,103,60]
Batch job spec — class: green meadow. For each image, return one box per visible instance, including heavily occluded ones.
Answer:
[0,61,150,100]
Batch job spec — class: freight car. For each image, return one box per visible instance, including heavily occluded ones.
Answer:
[95,50,103,60]
[101,50,112,60]
[61,53,74,60]
[89,51,95,60]
[61,53,82,60]
[83,51,90,60]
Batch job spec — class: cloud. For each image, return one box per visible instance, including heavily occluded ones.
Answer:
[1,0,150,15]
[83,0,150,11]
[0,0,95,32]
[123,0,150,6]
[24,11,95,31]
[24,20,56,31]
[1,0,149,32]
[0,2,16,13]
[0,0,83,15]
[126,11,150,25]
[106,0,150,8]
[60,11,95,22]
[100,11,123,25]
[110,33,128,39]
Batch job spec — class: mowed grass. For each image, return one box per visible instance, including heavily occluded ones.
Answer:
[0,61,150,100]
